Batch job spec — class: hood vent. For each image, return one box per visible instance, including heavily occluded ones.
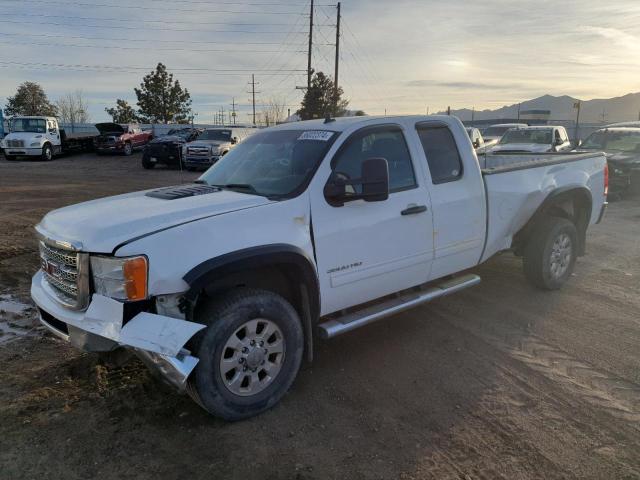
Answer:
[146,184,221,200]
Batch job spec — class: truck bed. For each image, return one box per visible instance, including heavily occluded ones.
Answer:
[478,151,607,263]
[478,151,602,172]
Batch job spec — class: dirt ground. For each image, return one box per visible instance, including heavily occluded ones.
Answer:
[1,152,639,480]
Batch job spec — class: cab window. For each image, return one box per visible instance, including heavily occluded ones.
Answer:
[416,124,463,184]
[331,126,416,193]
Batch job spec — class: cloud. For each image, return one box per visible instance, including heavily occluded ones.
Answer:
[406,80,527,91]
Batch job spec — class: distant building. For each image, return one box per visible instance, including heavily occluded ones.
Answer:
[520,109,551,123]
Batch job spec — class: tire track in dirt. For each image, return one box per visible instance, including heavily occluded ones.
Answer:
[437,292,640,428]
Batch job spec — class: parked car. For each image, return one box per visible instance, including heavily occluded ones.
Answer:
[94,123,152,156]
[141,128,201,169]
[491,126,572,153]
[465,127,497,153]
[1,116,96,160]
[182,127,256,170]
[578,127,640,196]
[481,123,528,143]
[31,115,607,420]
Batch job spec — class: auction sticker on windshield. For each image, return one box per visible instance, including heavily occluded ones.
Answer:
[298,131,335,141]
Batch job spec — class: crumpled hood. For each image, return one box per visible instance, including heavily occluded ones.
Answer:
[491,143,552,153]
[38,186,272,253]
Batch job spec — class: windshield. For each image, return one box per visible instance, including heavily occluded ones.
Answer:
[582,130,640,152]
[483,126,511,137]
[199,129,338,198]
[500,129,552,145]
[10,118,46,133]
[198,129,232,141]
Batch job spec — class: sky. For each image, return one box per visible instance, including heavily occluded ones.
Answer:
[0,0,639,123]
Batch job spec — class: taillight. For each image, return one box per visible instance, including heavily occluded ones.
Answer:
[604,163,609,196]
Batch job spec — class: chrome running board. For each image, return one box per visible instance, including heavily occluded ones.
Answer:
[318,273,481,339]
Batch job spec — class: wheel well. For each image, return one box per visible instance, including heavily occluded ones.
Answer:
[513,188,592,256]
[183,248,319,362]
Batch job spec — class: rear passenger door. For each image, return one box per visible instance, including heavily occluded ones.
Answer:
[311,124,434,314]
[414,122,486,280]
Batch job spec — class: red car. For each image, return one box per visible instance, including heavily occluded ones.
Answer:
[94,123,153,156]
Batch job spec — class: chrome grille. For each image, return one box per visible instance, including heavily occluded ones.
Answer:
[39,241,90,310]
[6,139,25,148]
[187,146,210,156]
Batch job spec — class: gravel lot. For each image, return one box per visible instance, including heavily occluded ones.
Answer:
[1,152,639,480]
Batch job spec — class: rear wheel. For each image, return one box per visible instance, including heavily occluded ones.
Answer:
[187,288,304,421]
[42,144,53,161]
[523,217,577,290]
[123,142,133,156]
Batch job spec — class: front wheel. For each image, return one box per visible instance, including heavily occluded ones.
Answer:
[141,156,155,169]
[187,289,304,421]
[123,142,133,156]
[523,217,577,290]
[42,144,53,161]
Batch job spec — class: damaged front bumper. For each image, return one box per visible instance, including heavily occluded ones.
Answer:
[31,270,205,390]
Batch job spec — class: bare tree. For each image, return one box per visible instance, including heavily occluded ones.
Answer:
[56,90,90,124]
[261,96,287,126]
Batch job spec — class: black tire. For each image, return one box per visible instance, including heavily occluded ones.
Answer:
[4,154,16,161]
[42,143,53,161]
[123,142,133,156]
[187,288,304,421]
[141,156,155,169]
[523,217,577,290]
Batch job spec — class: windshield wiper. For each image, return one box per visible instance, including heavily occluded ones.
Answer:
[211,183,262,196]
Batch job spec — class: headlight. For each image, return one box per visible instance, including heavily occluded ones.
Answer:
[90,255,148,301]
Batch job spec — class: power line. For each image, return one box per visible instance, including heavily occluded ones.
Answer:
[0,12,303,26]
[0,31,300,46]
[2,0,309,15]
[0,19,307,34]
[0,39,304,53]
[0,60,305,72]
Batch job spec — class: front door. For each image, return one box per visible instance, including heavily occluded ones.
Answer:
[311,124,434,315]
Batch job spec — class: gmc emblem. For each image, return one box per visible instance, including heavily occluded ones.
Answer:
[42,259,61,278]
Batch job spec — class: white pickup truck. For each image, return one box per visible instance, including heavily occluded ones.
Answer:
[31,115,608,420]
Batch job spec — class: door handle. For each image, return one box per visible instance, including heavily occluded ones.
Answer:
[401,205,427,216]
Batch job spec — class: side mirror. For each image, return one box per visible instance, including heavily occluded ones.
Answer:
[473,139,480,149]
[231,136,239,144]
[577,139,583,147]
[361,157,390,202]
[324,157,389,206]
[48,129,57,135]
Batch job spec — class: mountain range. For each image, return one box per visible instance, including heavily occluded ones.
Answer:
[437,92,640,124]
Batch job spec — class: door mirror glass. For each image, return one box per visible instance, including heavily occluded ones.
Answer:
[324,157,389,206]
[48,128,57,135]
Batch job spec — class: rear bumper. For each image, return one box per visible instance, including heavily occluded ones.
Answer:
[143,146,181,165]
[31,270,205,390]
[96,144,124,152]
[596,201,608,224]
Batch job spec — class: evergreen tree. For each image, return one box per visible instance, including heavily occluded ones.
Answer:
[297,71,349,120]
[134,63,191,123]
[4,81,57,117]
[105,99,139,123]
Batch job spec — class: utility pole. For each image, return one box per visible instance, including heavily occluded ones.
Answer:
[447,106,451,116]
[573,101,581,145]
[307,0,314,89]
[248,74,260,126]
[220,106,225,126]
[230,97,237,125]
[600,108,608,124]
[334,2,341,108]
